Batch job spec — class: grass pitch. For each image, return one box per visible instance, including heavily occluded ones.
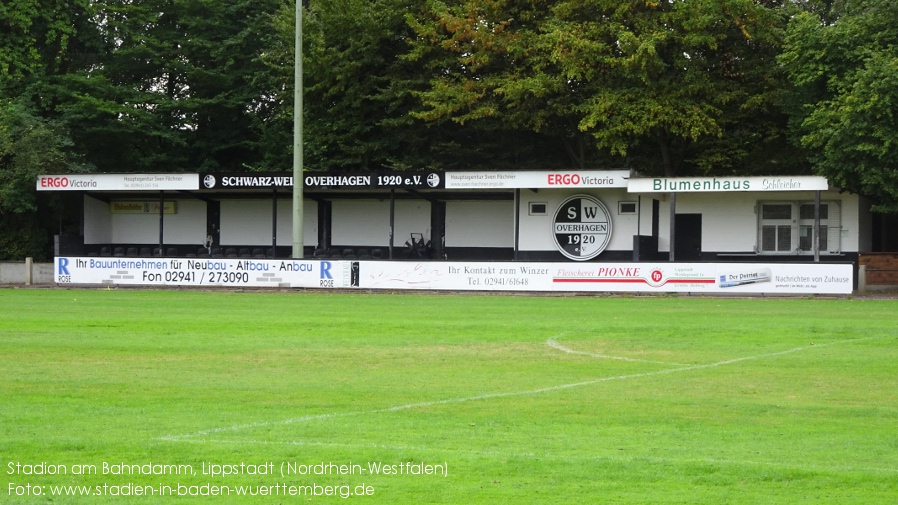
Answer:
[1,289,897,503]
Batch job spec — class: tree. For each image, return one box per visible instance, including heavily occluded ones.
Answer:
[299,0,434,170]
[0,100,88,260]
[0,1,99,260]
[0,0,97,97]
[406,0,608,169]
[41,0,284,173]
[407,0,794,175]
[265,0,579,172]
[781,0,898,210]
[1,0,287,257]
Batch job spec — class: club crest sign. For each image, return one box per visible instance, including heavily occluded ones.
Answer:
[553,195,612,261]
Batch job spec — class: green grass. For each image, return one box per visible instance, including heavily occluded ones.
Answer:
[1,289,897,503]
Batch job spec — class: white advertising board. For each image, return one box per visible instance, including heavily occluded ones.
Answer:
[37,174,198,191]
[445,171,629,189]
[54,257,351,288]
[358,262,853,294]
[53,257,853,294]
[627,176,829,193]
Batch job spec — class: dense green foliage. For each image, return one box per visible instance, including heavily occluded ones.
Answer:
[0,100,87,260]
[1,289,897,503]
[407,0,798,176]
[781,0,898,211]
[1,0,897,257]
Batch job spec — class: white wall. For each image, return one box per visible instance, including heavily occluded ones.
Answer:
[839,193,868,253]
[85,196,206,245]
[220,199,317,246]
[653,190,862,253]
[272,199,317,246]
[517,189,637,252]
[446,200,513,247]
[80,186,867,255]
[331,199,430,246]
[395,200,433,245]
[663,192,758,252]
[514,188,865,255]
[332,200,388,246]
[109,200,206,245]
[84,195,111,244]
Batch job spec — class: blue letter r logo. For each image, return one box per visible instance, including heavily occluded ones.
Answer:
[58,258,70,275]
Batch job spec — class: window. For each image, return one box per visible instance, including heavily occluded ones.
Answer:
[799,225,827,251]
[760,204,792,252]
[758,202,840,254]
[529,202,547,216]
[762,204,792,220]
[798,204,829,251]
[799,204,828,220]
[761,225,792,252]
[618,201,637,215]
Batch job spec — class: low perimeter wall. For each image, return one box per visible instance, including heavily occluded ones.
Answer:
[0,260,54,285]
[859,254,898,287]
[46,256,855,295]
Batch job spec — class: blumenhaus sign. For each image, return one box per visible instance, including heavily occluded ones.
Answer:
[627,176,829,193]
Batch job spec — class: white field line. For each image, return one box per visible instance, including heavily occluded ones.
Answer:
[179,438,898,475]
[158,335,879,442]
[546,336,689,365]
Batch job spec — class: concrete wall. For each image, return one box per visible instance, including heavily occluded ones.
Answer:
[0,260,54,284]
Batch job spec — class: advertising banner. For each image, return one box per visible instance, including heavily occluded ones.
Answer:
[109,201,177,214]
[37,174,198,191]
[54,257,351,289]
[54,258,852,294]
[627,176,829,193]
[199,172,445,190]
[445,171,629,189]
[358,261,853,294]
[304,172,443,190]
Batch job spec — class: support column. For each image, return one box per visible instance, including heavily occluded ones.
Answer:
[291,0,304,258]
[25,257,33,285]
[814,190,821,262]
[668,192,676,262]
[159,190,165,256]
[389,188,395,260]
[272,187,278,258]
[513,189,520,261]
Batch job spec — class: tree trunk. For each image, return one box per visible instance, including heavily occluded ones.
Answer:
[657,132,674,177]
